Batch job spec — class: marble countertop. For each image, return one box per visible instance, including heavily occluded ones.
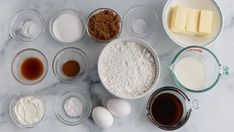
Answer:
[0,0,233,132]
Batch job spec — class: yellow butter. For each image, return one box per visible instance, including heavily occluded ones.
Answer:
[198,10,213,35]
[170,5,188,33]
[186,9,200,35]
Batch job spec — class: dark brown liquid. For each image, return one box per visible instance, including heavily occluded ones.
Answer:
[21,57,44,80]
[151,93,183,126]
[62,60,80,77]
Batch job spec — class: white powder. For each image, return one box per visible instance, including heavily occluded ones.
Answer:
[99,41,157,97]
[132,18,147,34]
[52,13,83,43]
[20,20,38,38]
[64,97,83,117]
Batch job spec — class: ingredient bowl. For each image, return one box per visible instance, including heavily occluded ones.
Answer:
[9,91,46,128]
[162,0,223,47]
[11,48,48,85]
[98,37,160,99]
[10,9,45,42]
[56,88,92,125]
[146,86,198,130]
[170,46,229,92]
[52,47,89,83]
[49,9,86,43]
[124,5,159,38]
[87,8,122,43]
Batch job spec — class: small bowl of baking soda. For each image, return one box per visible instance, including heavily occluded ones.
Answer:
[98,37,160,99]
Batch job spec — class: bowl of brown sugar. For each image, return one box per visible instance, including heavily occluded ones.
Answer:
[87,8,122,43]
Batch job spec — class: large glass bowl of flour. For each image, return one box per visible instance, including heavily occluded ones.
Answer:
[98,38,160,99]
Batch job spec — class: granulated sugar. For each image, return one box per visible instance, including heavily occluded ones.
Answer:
[99,41,157,97]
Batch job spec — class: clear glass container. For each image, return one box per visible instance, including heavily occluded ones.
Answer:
[124,5,159,38]
[86,8,122,43]
[146,86,198,130]
[11,48,48,85]
[9,91,46,128]
[170,46,229,92]
[49,9,86,43]
[10,9,45,42]
[56,88,92,125]
[52,47,89,83]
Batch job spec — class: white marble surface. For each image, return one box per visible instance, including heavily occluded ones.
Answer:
[0,0,233,131]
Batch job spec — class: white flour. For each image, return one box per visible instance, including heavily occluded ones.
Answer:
[99,41,157,97]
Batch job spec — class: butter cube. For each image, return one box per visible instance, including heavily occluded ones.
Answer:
[170,6,188,33]
[198,10,213,35]
[186,9,200,35]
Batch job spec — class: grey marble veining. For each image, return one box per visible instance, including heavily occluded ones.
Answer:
[0,0,233,132]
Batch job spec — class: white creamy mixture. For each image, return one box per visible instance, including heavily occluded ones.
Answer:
[174,57,207,90]
[99,41,157,97]
[52,13,83,43]
[64,97,83,117]
[13,96,45,126]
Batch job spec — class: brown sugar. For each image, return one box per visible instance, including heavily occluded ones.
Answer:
[62,60,80,77]
[88,9,121,42]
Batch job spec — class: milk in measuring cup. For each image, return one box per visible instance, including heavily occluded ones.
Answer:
[174,57,207,90]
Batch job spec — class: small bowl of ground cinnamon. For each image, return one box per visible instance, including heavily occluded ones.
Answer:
[52,47,89,83]
[87,8,122,43]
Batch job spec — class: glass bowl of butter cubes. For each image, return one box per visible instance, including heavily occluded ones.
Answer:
[162,0,223,47]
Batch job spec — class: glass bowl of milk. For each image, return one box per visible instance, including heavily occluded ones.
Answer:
[170,46,229,92]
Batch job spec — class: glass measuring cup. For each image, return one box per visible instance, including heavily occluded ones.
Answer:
[146,86,198,130]
[170,46,229,92]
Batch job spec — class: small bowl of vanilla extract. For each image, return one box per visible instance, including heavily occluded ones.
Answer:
[52,47,89,83]
[11,48,48,85]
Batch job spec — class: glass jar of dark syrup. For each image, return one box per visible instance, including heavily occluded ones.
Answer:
[146,86,198,130]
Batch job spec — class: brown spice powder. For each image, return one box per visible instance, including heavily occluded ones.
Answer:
[88,9,121,41]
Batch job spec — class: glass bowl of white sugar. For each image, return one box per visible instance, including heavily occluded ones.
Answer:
[49,9,86,43]
[98,37,160,99]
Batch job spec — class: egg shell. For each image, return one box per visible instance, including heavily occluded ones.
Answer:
[106,98,131,117]
[92,106,113,128]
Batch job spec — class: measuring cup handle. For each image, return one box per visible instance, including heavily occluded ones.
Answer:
[187,99,199,110]
[219,65,229,76]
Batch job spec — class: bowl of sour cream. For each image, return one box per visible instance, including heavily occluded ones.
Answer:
[9,92,46,128]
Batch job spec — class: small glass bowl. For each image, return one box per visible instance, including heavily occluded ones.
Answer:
[9,91,46,128]
[56,88,92,125]
[10,9,45,42]
[52,47,89,83]
[124,5,158,38]
[49,9,86,43]
[86,8,122,43]
[11,48,48,85]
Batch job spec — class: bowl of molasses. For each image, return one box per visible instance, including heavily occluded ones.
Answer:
[146,86,199,130]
